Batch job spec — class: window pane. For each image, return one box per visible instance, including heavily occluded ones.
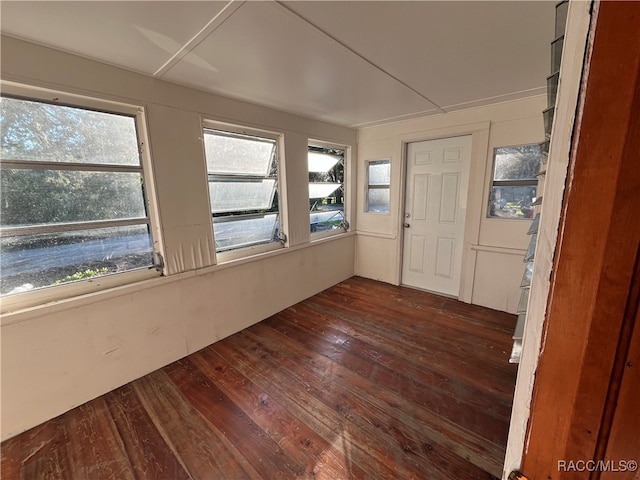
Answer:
[0,96,140,166]
[368,160,390,186]
[309,183,341,199]
[521,261,534,287]
[204,131,275,176]
[213,214,278,252]
[1,169,147,226]
[308,152,340,173]
[367,188,390,213]
[528,212,541,234]
[308,144,345,235]
[1,224,153,295]
[493,145,541,181]
[209,178,276,213]
[517,287,530,313]
[525,234,538,262]
[203,126,282,256]
[310,210,344,233]
[488,185,537,219]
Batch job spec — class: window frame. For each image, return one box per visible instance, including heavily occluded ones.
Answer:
[0,81,162,314]
[308,139,350,240]
[202,121,286,263]
[487,143,541,220]
[365,159,391,214]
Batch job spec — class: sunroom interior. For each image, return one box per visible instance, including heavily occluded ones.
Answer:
[0,1,609,479]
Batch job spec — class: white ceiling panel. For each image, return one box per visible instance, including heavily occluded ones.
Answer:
[282,1,555,111]
[161,1,439,126]
[0,1,230,75]
[0,0,556,127]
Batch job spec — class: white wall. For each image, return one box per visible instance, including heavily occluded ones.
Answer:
[356,96,546,312]
[0,36,357,440]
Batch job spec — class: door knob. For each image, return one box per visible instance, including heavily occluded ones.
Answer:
[404,223,410,228]
[405,213,411,218]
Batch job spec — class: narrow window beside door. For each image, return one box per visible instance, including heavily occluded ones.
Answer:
[488,144,541,219]
[365,159,390,213]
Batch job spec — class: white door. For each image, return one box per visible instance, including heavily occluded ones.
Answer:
[402,135,472,297]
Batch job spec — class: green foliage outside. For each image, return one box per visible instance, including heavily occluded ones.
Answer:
[1,96,146,227]
[53,267,110,285]
[493,145,541,181]
[0,96,154,294]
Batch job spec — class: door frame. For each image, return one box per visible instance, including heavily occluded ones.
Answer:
[516,1,640,478]
[395,125,490,303]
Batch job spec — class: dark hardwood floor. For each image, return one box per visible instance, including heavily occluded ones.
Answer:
[1,276,518,479]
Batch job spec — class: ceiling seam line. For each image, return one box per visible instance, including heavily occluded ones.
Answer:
[273,1,447,115]
[153,0,246,78]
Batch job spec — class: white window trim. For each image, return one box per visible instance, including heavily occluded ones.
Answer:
[487,143,541,221]
[0,81,163,314]
[201,120,286,263]
[308,139,351,240]
[364,158,391,215]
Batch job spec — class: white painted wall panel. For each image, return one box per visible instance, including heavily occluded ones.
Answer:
[0,36,356,441]
[356,96,545,310]
[355,235,396,282]
[472,249,526,313]
[435,237,455,278]
[1,236,355,440]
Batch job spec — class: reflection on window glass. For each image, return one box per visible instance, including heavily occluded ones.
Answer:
[368,189,390,213]
[204,132,275,176]
[488,144,541,219]
[308,152,340,173]
[366,160,390,213]
[308,145,346,234]
[0,95,154,296]
[1,96,139,165]
[203,128,281,253]
[212,214,278,252]
[489,186,537,219]
[493,145,540,181]
[208,178,276,213]
[2,170,146,226]
[309,182,341,199]
[1,226,153,295]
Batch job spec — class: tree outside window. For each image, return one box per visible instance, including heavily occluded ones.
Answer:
[0,95,155,295]
[308,144,347,234]
[488,144,541,219]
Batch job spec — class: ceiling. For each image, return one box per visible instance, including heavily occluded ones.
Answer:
[0,1,555,128]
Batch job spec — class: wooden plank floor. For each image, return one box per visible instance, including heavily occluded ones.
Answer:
[1,277,518,479]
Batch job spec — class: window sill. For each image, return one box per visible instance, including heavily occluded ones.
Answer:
[198,230,355,275]
[310,228,350,242]
[215,242,284,264]
[1,268,164,323]
[1,232,356,325]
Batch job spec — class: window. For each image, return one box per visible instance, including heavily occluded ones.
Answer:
[488,144,542,219]
[203,126,282,256]
[0,94,157,298]
[365,160,390,213]
[308,142,348,236]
